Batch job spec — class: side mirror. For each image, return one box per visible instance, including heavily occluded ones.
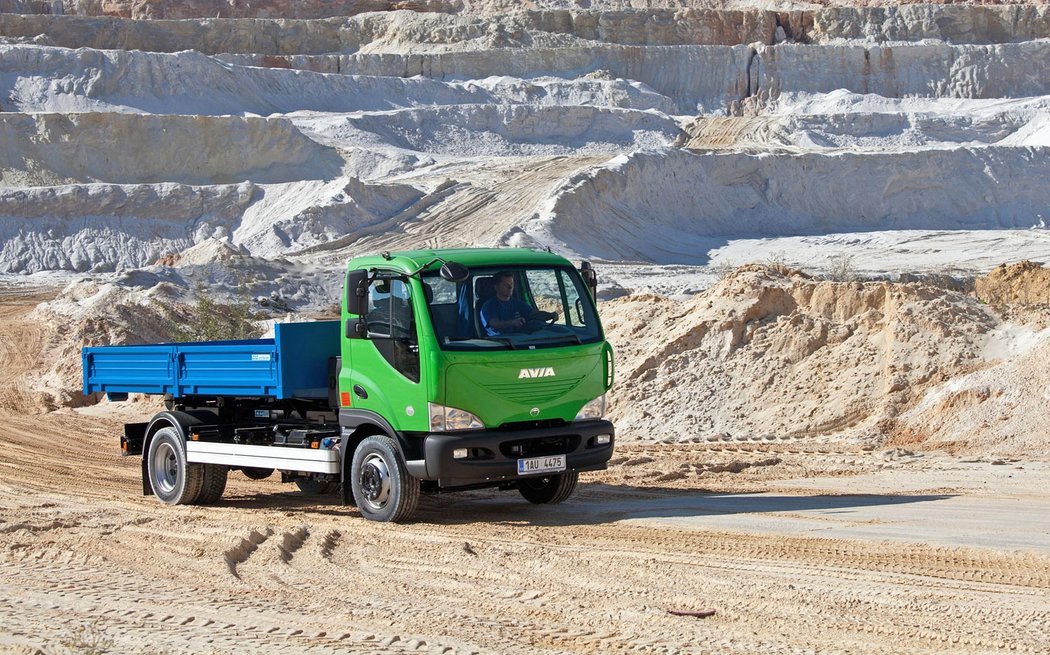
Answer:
[345,269,369,317]
[440,261,470,283]
[345,269,369,339]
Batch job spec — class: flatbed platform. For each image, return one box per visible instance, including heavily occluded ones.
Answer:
[82,321,339,400]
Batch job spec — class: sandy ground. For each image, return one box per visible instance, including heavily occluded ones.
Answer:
[2,291,1050,654]
[3,4,1050,652]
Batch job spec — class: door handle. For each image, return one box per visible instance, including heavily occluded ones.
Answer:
[353,385,368,400]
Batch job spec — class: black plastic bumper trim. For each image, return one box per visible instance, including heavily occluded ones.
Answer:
[419,420,614,486]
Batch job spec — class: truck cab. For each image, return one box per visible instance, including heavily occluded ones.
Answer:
[339,248,615,519]
[83,248,615,522]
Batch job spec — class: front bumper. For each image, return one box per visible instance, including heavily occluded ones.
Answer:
[417,420,615,487]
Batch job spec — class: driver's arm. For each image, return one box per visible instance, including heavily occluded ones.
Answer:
[481,302,524,333]
[527,306,558,321]
[490,316,525,330]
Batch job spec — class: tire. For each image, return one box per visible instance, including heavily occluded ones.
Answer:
[295,479,338,495]
[146,427,204,505]
[241,467,274,480]
[350,435,419,523]
[195,464,228,505]
[518,471,578,505]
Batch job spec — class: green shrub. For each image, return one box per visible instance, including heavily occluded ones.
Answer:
[163,285,263,343]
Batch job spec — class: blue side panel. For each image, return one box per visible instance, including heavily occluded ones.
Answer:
[82,346,175,395]
[175,341,279,397]
[275,321,340,399]
[82,321,340,400]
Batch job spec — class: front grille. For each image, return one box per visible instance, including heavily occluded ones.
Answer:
[485,376,583,404]
[497,418,567,432]
[499,435,580,459]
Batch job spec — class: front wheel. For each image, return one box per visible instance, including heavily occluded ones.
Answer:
[146,427,204,505]
[350,435,419,523]
[518,471,578,505]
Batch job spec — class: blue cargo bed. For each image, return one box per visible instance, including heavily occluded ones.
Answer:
[82,321,339,400]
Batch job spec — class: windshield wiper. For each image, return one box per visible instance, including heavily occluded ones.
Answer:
[447,336,517,350]
[524,333,583,346]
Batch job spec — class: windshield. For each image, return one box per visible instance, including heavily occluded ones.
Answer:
[421,265,602,351]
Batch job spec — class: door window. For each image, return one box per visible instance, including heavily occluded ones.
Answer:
[524,269,574,327]
[559,270,586,327]
[365,278,419,382]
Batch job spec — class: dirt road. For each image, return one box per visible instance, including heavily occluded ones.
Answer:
[1,289,1049,655]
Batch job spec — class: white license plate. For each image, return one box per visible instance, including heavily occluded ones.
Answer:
[517,455,566,476]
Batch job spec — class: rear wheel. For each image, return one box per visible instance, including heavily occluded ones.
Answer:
[518,471,578,505]
[295,479,338,495]
[351,436,419,523]
[241,467,274,480]
[146,427,203,505]
[195,464,228,505]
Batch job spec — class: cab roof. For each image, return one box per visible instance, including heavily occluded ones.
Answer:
[346,247,574,273]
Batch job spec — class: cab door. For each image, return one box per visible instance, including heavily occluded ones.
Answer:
[347,275,428,432]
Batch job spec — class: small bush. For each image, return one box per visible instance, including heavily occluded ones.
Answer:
[764,250,788,267]
[710,260,737,281]
[162,284,263,343]
[827,254,857,282]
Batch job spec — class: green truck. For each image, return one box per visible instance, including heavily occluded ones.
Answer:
[83,248,615,522]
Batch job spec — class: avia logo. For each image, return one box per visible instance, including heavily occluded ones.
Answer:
[518,367,556,379]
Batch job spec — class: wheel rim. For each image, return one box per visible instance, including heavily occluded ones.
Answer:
[359,453,391,511]
[152,441,179,495]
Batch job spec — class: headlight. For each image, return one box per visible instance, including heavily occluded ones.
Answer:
[429,403,484,432]
[575,394,606,421]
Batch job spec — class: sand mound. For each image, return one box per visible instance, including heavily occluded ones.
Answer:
[155,238,249,267]
[523,147,1050,263]
[602,264,1000,442]
[0,45,495,115]
[12,40,1044,121]
[0,174,433,272]
[228,45,751,114]
[975,260,1050,307]
[227,41,1050,114]
[231,177,428,257]
[894,327,1050,457]
[681,98,1050,151]
[1,45,675,115]
[0,112,342,185]
[756,42,1050,103]
[15,279,185,411]
[297,104,682,156]
[0,183,255,273]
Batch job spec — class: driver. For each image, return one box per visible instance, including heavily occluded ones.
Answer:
[480,271,557,336]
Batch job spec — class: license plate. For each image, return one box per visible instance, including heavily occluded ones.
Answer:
[517,455,566,476]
